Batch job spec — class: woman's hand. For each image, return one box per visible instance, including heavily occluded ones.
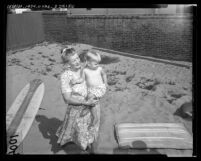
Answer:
[71,78,84,85]
[83,99,98,107]
[70,79,78,85]
[80,99,98,117]
[80,107,89,117]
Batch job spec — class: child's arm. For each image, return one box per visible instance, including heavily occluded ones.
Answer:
[100,67,108,87]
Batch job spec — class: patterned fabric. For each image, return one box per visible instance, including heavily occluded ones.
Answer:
[61,70,88,98]
[60,70,73,94]
[88,84,107,99]
[56,70,100,150]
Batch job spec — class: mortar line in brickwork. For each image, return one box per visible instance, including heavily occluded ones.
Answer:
[92,47,192,69]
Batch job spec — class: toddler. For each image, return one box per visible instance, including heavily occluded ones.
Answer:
[71,50,107,127]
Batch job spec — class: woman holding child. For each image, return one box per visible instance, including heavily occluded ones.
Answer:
[56,48,107,153]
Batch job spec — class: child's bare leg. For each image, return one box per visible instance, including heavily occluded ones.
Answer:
[87,92,99,128]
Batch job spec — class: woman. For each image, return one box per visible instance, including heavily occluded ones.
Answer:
[56,48,100,153]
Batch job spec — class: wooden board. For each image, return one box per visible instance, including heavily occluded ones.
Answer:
[6,79,45,154]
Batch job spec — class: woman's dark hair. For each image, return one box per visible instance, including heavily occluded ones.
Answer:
[79,49,89,62]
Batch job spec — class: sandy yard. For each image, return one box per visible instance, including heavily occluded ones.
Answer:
[6,42,193,156]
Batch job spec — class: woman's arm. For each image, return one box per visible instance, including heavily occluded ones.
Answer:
[63,92,96,107]
[62,92,86,106]
[61,71,85,106]
[61,70,95,107]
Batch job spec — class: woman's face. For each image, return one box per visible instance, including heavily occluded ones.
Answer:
[68,53,81,70]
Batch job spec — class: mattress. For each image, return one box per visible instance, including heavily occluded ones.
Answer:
[115,123,193,150]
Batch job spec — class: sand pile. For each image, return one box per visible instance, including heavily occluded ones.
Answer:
[6,42,192,155]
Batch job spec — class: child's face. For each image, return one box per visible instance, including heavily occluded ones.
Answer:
[87,60,99,70]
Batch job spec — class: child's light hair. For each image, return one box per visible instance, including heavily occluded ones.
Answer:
[85,50,101,63]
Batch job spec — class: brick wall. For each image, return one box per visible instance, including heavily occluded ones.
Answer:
[43,12,193,62]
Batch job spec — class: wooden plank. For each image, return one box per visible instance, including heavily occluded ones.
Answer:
[6,79,45,154]
[7,79,42,138]
[6,83,30,130]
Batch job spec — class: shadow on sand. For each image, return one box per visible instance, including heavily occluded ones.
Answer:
[113,140,166,156]
[173,102,192,122]
[35,115,85,154]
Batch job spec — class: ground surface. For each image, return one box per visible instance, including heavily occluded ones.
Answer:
[6,42,193,156]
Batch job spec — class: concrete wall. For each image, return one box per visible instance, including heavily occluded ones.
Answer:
[43,12,193,62]
[6,12,45,50]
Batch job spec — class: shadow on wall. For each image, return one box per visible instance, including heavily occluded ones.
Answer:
[35,115,84,154]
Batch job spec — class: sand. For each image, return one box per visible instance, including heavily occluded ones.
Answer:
[6,42,193,156]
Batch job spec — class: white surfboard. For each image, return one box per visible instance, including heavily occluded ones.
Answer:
[6,79,45,154]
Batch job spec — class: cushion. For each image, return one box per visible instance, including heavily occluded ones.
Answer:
[115,123,193,150]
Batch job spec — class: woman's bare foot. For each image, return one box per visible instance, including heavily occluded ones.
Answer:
[88,118,97,130]
[92,116,98,126]
[87,144,94,154]
[88,123,93,131]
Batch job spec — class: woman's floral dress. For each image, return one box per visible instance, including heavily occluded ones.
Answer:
[56,69,100,150]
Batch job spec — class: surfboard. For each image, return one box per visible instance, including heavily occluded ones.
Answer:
[6,79,45,154]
